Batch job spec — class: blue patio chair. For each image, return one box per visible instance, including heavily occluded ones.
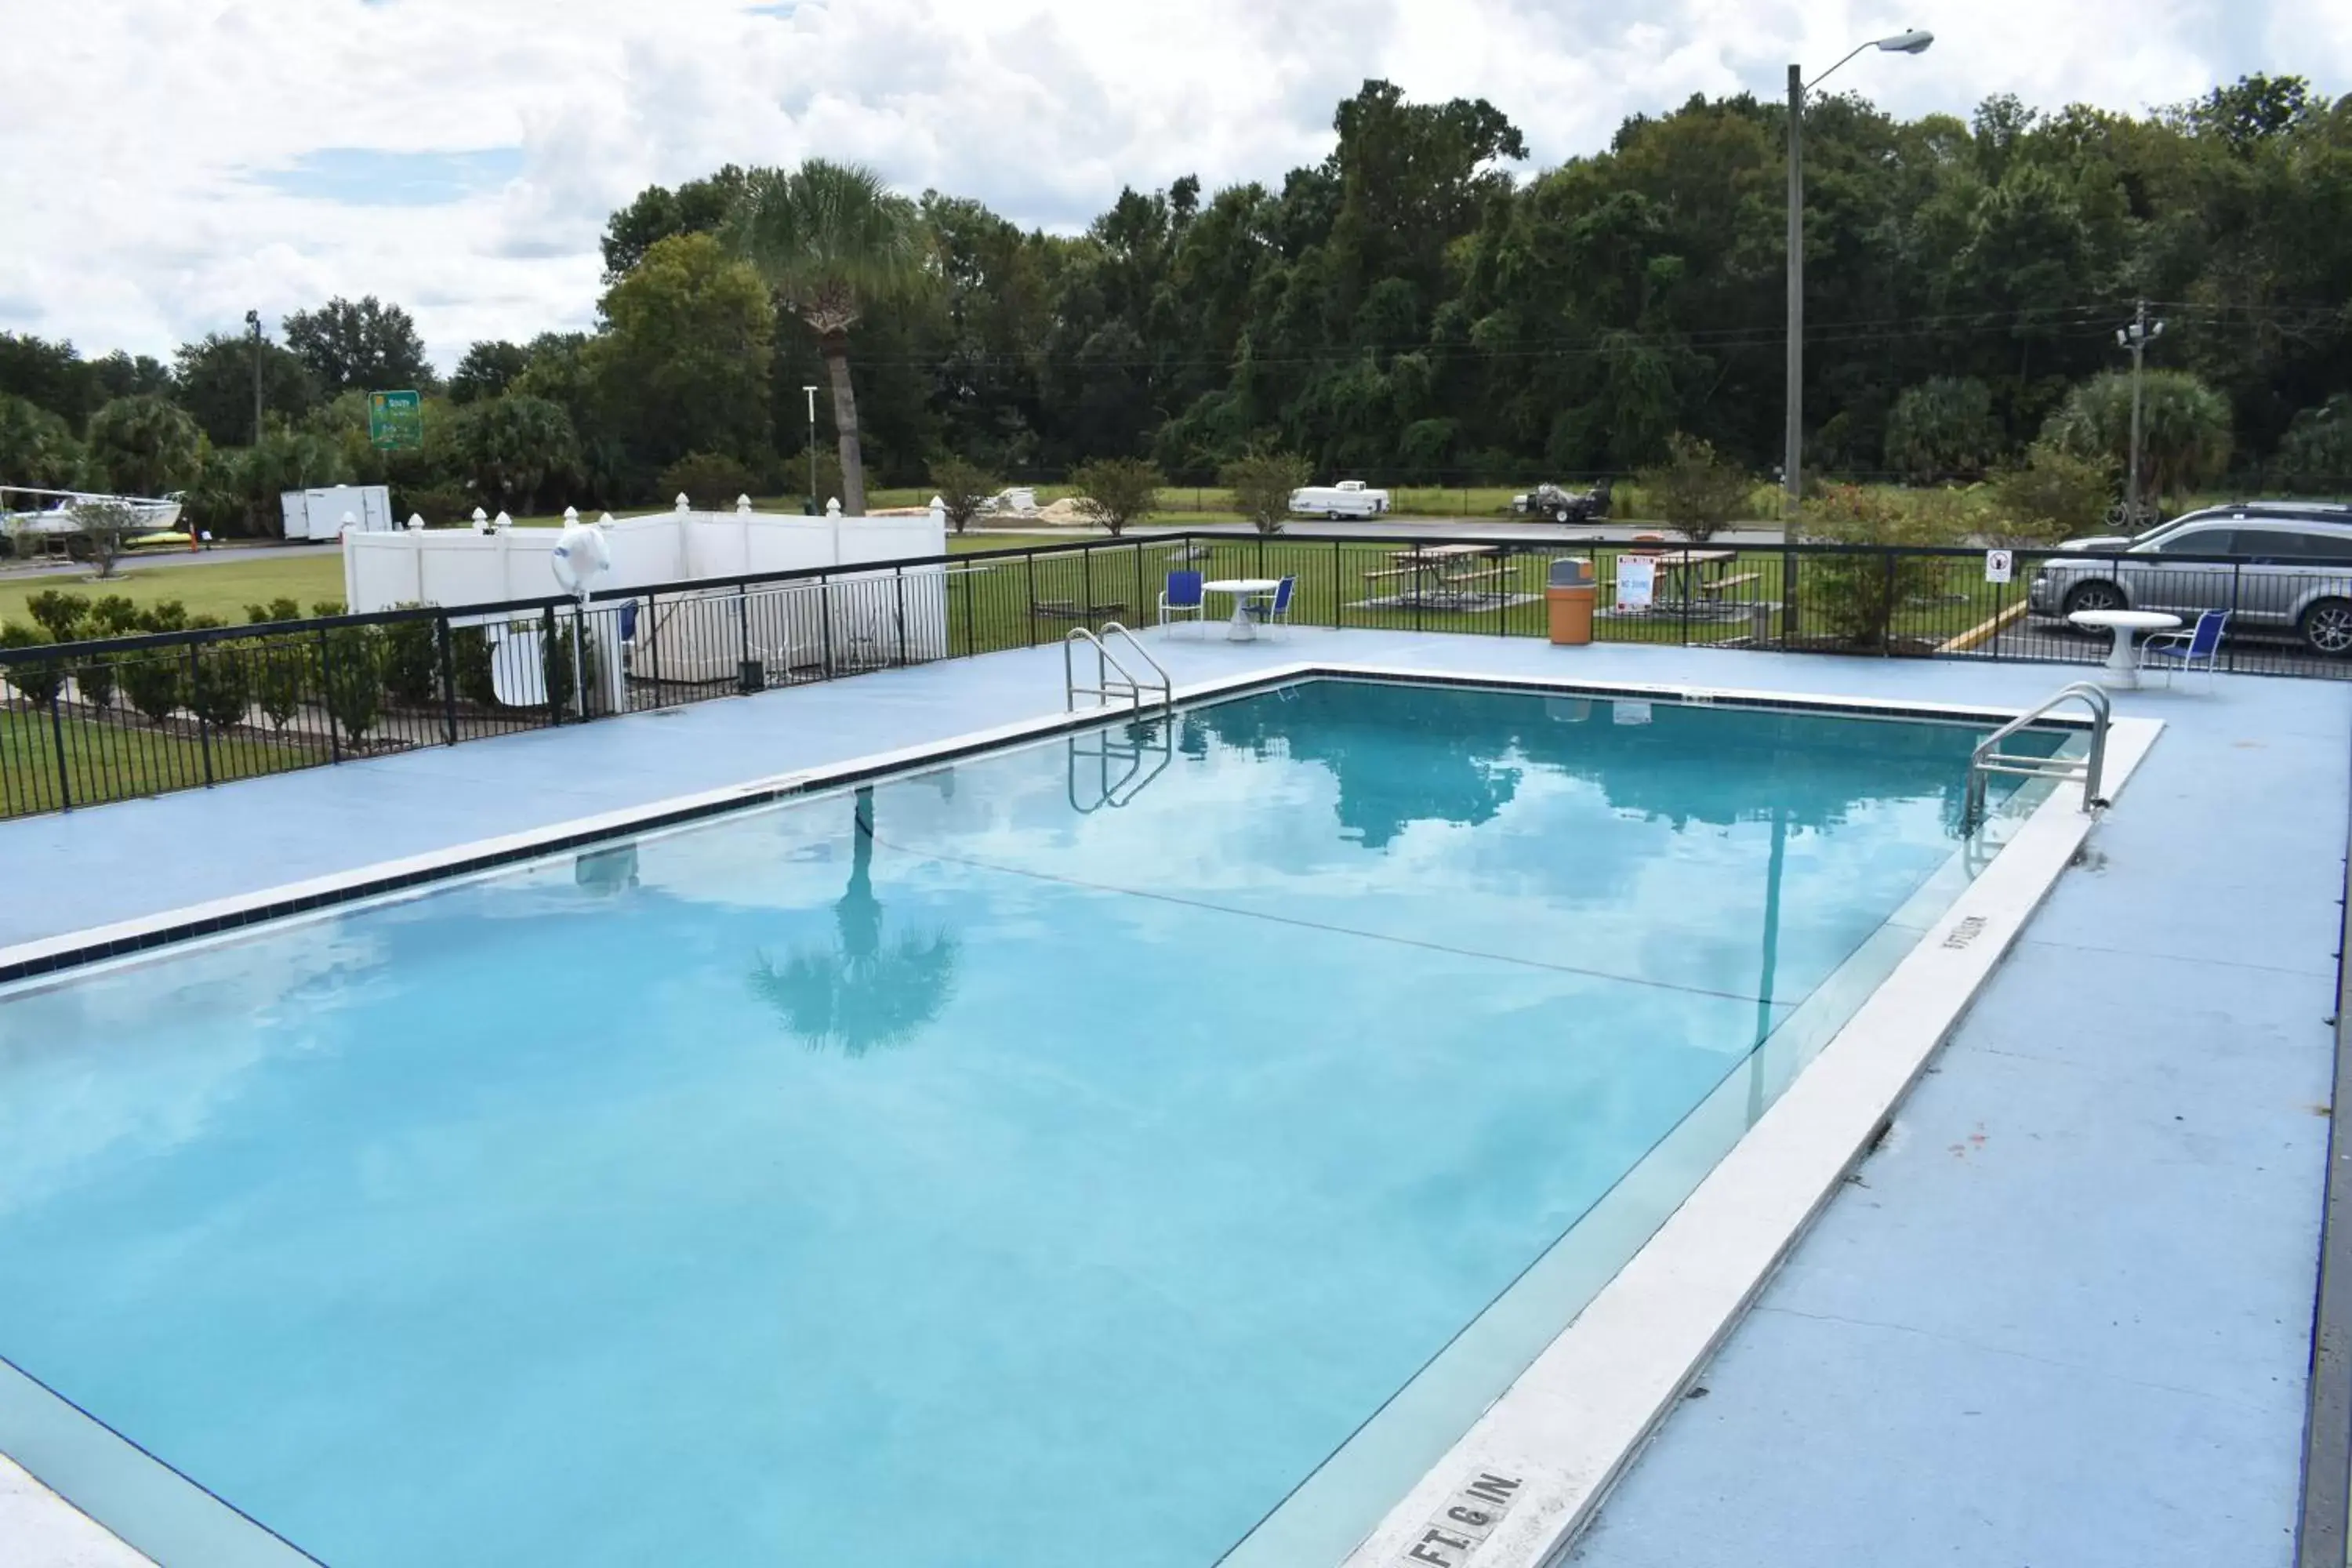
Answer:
[1159,569,1206,635]
[2140,608,2227,689]
[1249,576,1297,637]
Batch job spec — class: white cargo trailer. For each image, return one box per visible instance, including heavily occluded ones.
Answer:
[282,485,395,542]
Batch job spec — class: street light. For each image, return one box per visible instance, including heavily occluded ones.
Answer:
[803,385,820,515]
[1784,29,1933,521]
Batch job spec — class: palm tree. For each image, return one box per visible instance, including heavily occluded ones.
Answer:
[751,787,959,1055]
[726,161,928,516]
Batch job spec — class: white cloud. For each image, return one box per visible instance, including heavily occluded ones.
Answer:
[0,0,2338,372]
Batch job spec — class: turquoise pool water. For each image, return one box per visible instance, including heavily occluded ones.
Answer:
[0,679,2055,1567]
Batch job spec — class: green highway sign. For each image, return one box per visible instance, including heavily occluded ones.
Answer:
[368,390,423,451]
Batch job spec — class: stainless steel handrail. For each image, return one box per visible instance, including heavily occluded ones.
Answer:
[1063,624,1171,715]
[1964,681,2112,827]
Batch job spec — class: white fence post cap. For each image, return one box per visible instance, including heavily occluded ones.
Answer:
[735,494,753,514]
[596,511,614,527]
[563,506,579,524]
[494,510,513,530]
[405,513,426,531]
[471,506,488,522]
[674,493,691,512]
[825,498,842,518]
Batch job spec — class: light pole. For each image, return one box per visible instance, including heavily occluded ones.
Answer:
[803,384,820,514]
[245,310,264,446]
[2117,300,2165,524]
[1784,30,1933,521]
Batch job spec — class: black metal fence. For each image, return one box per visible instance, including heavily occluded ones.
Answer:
[5,532,2347,821]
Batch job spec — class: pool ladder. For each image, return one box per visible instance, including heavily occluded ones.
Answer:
[1064,623,1171,716]
[1963,681,2111,829]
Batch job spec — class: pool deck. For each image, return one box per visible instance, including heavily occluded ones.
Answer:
[2,626,2345,1568]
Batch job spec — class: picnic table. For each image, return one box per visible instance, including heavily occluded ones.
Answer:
[1363,543,1512,608]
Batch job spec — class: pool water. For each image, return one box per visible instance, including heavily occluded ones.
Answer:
[0,679,2057,1568]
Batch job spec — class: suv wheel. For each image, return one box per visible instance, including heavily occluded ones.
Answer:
[2303,599,2352,655]
[1550,505,1570,524]
[2062,581,2125,618]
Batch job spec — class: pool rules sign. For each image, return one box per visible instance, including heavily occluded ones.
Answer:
[1984,548,2014,584]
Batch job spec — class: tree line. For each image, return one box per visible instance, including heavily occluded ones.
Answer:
[2,72,2348,537]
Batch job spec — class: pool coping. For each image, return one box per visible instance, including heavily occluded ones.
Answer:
[0,661,2157,1568]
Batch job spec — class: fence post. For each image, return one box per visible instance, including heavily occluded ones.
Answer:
[2227,561,2243,673]
[437,613,458,745]
[736,583,753,690]
[1332,537,1341,628]
[894,566,908,666]
[1082,545,1094,630]
[542,604,561,727]
[960,566,975,659]
[571,605,589,723]
[647,590,662,689]
[1133,540,1146,633]
[188,641,215,786]
[819,573,836,678]
[1882,552,1897,656]
[1781,552,1798,650]
[317,626,342,762]
[1025,552,1038,648]
[45,681,71,812]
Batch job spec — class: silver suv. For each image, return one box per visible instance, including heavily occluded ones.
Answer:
[2028,504,2352,655]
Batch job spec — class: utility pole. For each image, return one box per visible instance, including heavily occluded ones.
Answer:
[803,385,820,514]
[2117,300,2165,523]
[245,310,264,446]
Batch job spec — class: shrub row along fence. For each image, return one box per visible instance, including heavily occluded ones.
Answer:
[2,532,2345,822]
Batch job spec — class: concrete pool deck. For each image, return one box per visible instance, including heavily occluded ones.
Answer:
[2,627,2343,1568]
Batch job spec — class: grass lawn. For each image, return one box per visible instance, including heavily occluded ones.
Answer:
[0,703,323,815]
[0,553,349,629]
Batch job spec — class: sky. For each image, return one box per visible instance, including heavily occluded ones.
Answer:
[2,0,2344,374]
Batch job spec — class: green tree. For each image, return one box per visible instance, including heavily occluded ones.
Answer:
[727,160,930,515]
[1989,441,2114,544]
[1635,432,1751,543]
[445,394,580,514]
[2273,395,2352,494]
[1069,457,1163,536]
[447,340,529,404]
[1883,378,2002,482]
[282,296,432,396]
[659,452,757,510]
[926,455,999,533]
[2042,370,2233,510]
[601,166,751,280]
[586,232,775,470]
[84,395,202,497]
[1220,448,1312,534]
[0,394,85,489]
[172,332,317,446]
[1802,486,1949,650]
[67,498,151,579]
[0,332,103,426]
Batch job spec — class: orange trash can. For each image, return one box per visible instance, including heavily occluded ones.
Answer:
[1547,557,1595,645]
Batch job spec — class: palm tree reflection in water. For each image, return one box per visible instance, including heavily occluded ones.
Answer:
[751,786,960,1055]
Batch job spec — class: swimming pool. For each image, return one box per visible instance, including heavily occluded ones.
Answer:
[0,677,2067,1567]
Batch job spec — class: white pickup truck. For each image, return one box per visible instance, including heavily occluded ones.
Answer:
[1287,479,1392,520]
